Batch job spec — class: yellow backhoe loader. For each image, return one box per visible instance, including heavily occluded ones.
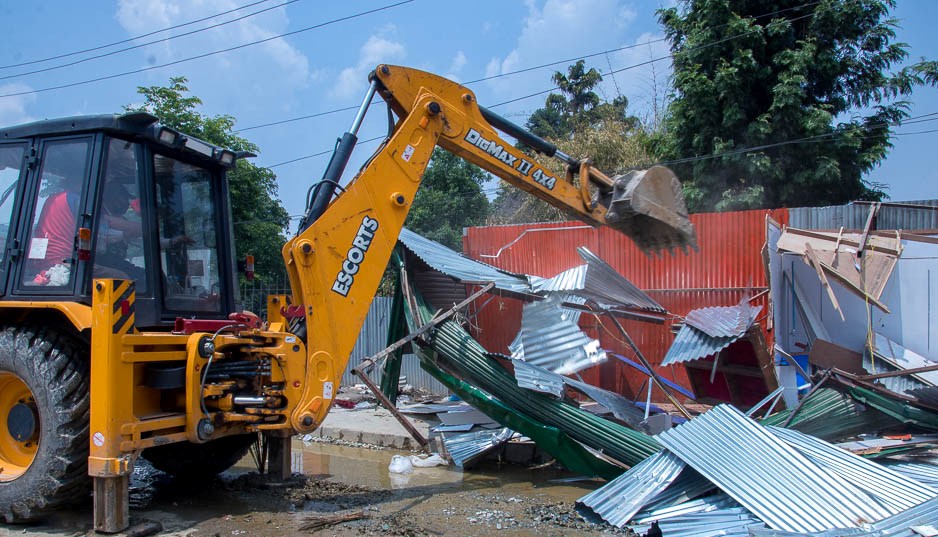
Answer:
[0,65,695,532]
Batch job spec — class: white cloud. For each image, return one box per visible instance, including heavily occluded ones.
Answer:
[332,29,406,99]
[0,83,36,126]
[115,0,310,104]
[484,0,642,98]
[445,51,468,82]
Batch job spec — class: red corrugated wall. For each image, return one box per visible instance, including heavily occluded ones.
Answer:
[463,208,789,400]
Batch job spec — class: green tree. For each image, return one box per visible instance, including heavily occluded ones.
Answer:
[494,62,646,224]
[405,148,491,250]
[654,0,937,211]
[125,77,290,283]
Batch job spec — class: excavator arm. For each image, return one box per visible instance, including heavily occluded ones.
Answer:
[281,65,695,433]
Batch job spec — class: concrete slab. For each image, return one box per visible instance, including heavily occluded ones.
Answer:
[311,407,436,451]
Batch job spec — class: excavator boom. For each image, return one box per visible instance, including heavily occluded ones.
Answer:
[282,65,696,433]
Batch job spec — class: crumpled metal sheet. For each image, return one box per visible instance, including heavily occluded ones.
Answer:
[511,358,565,397]
[563,376,645,429]
[661,323,741,366]
[512,295,607,375]
[662,301,761,365]
[880,461,938,489]
[531,247,665,312]
[443,427,515,468]
[629,494,761,537]
[868,333,938,387]
[577,450,686,528]
[768,426,937,513]
[684,302,761,338]
[747,496,938,537]
[397,228,534,295]
[656,404,892,532]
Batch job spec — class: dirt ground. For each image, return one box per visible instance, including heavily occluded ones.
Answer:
[0,439,633,537]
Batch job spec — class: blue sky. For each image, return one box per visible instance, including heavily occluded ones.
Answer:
[0,0,935,223]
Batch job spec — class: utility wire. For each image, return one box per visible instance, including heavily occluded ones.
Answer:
[236,1,823,132]
[0,0,301,81]
[264,113,937,172]
[0,0,415,98]
[490,10,818,109]
[0,0,276,70]
[655,113,938,167]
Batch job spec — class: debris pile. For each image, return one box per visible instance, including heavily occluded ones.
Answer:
[578,404,938,535]
[357,204,938,534]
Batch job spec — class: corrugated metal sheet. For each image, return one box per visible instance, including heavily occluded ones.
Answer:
[661,324,740,366]
[574,247,665,312]
[862,354,929,395]
[443,427,514,468]
[749,496,938,537]
[632,493,740,525]
[656,405,892,532]
[398,227,533,295]
[881,461,938,488]
[512,358,565,397]
[425,318,660,467]
[639,468,716,513]
[789,200,938,231]
[513,295,607,375]
[577,450,686,528]
[343,296,450,395]
[685,303,761,338]
[563,376,645,428]
[870,333,938,386]
[768,426,937,513]
[463,209,788,400]
[630,495,762,537]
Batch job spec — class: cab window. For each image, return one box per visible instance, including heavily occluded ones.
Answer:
[0,144,26,271]
[23,139,90,288]
[93,138,148,292]
[154,153,221,312]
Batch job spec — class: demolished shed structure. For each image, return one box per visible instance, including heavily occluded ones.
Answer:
[578,404,938,534]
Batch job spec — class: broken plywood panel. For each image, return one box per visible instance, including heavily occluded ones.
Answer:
[777,227,901,307]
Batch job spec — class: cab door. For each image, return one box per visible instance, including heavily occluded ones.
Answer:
[0,142,29,295]
[12,136,95,298]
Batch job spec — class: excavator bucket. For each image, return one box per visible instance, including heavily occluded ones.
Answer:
[599,166,698,255]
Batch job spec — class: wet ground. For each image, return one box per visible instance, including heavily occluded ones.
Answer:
[0,439,633,537]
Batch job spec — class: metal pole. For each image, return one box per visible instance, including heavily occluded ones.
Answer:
[351,366,430,453]
[603,311,693,420]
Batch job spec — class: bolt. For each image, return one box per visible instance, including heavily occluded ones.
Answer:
[292,345,300,352]
[302,416,313,427]
[463,94,473,103]
[95,282,103,291]
[197,418,215,440]
[301,243,312,254]
[381,66,390,75]
[396,195,405,204]
[427,102,441,115]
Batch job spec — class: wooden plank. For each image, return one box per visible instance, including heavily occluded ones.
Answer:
[804,242,845,321]
[856,202,881,259]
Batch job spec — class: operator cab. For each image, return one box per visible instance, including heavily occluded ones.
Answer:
[0,112,242,327]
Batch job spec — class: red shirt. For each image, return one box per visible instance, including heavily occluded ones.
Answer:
[29,191,77,276]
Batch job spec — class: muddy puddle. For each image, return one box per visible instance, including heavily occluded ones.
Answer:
[0,439,629,537]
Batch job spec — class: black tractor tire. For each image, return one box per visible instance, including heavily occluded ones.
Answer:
[142,434,257,481]
[0,326,90,523]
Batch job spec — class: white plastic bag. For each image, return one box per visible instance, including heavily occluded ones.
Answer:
[388,454,414,474]
[410,453,447,468]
